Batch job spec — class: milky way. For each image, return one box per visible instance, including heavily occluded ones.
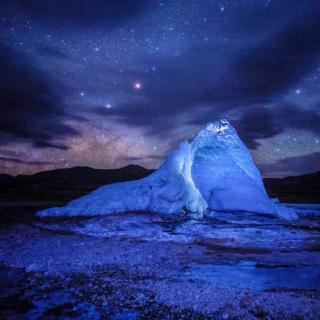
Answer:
[0,0,320,177]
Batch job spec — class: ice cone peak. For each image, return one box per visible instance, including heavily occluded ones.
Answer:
[38,119,297,220]
[193,119,240,151]
[205,119,231,134]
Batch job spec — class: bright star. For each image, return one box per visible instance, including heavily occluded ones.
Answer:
[105,103,112,109]
[134,81,142,90]
[295,89,301,95]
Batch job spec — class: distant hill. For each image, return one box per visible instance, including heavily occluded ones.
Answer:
[0,165,154,203]
[0,166,319,224]
[0,166,319,204]
[264,171,320,203]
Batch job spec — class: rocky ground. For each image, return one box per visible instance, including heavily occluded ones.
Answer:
[0,205,320,319]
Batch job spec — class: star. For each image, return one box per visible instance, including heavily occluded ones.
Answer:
[133,81,142,90]
[105,103,112,109]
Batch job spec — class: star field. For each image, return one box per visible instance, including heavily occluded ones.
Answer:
[0,0,320,177]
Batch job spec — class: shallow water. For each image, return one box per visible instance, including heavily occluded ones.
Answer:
[180,261,320,290]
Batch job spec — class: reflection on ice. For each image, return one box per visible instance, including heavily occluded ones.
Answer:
[36,204,320,250]
[33,205,320,293]
[179,261,320,290]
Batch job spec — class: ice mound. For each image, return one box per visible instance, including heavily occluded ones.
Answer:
[38,119,297,219]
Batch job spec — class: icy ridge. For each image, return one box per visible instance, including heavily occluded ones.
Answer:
[38,119,297,220]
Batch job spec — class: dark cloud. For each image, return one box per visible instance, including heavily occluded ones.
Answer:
[0,44,79,149]
[227,10,320,100]
[261,152,320,177]
[233,103,320,149]
[1,0,151,28]
[119,156,144,162]
[231,107,282,149]
[120,154,165,163]
[277,103,320,135]
[38,46,69,59]
[0,156,56,165]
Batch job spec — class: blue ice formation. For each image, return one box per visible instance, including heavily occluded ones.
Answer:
[38,120,297,219]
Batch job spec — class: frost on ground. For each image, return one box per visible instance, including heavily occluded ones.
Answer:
[38,120,296,220]
[1,204,320,319]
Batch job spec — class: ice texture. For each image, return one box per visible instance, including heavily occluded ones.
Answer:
[38,119,297,219]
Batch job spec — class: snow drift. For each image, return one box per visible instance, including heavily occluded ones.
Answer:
[38,120,297,219]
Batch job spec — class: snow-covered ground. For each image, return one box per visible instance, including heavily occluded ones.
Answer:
[1,204,320,319]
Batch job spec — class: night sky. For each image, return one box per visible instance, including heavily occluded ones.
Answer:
[1,1,320,177]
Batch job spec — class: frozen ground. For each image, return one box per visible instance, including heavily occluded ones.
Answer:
[1,204,320,319]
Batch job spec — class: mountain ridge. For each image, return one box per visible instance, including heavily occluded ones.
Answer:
[0,165,154,203]
[264,170,320,203]
[0,165,319,204]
